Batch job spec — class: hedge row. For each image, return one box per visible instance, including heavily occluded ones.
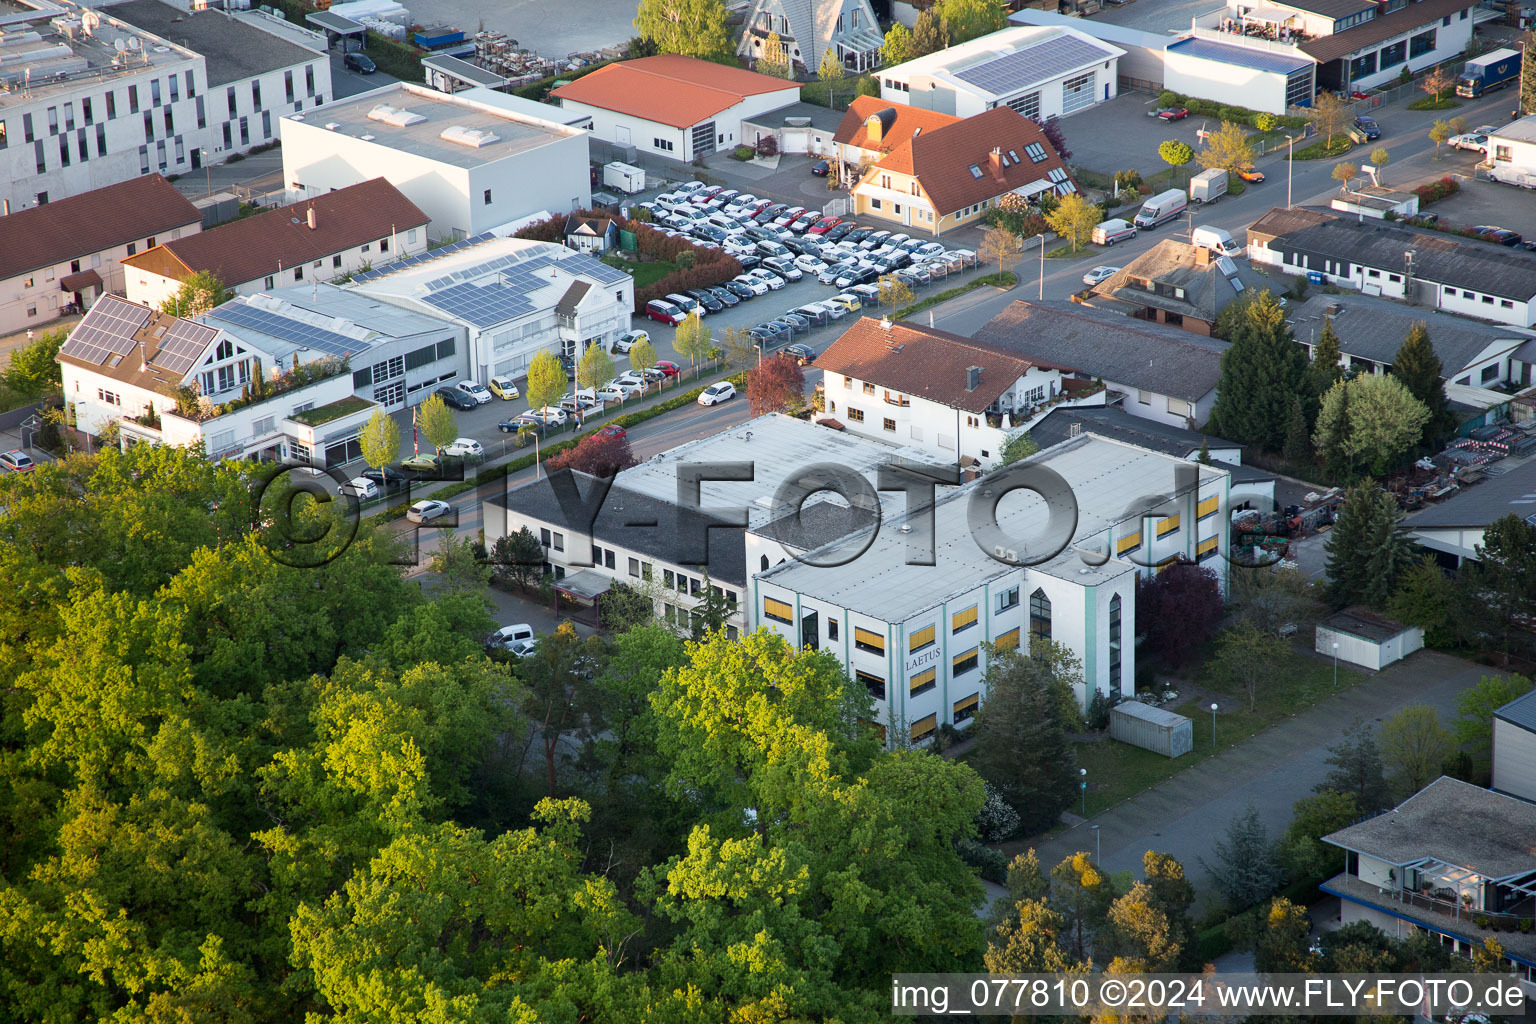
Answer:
[1157,91,1309,130]
[1413,175,1460,205]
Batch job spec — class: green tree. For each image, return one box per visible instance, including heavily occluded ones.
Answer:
[1197,120,1256,176]
[1309,89,1351,144]
[633,0,733,62]
[911,8,947,57]
[1139,850,1197,970]
[358,406,400,471]
[1388,556,1472,649]
[159,270,233,317]
[818,47,844,105]
[673,308,712,369]
[1429,117,1452,155]
[986,898,1081,973]
[596,581,657,632]
[1051,852,1115,962]
[576,342,615,398]
[1279,789,1359,882]
[1106,881,1183,972]
[1004,848,1051,905]
[521,622,611,798]
[1,327,67,398]
[416,392,458,452]
[1255,112,1278,132]
[880,21,913,65]
[1045,192,1102,251]
[979,225,1022,276]
[1255,898,1320,972]
[1332,160,1359,190]
[970,645,1080,834]
[1317,718,1392,812]
[1380,704,1452,798]
[1522,27,1536,115]
[1323,484,1411,608]
[936,0,1006,44]
[628,336,658,382]
[1158,139,1194,185]
[1000,431,1038,465]
[427,529,493,595]
[1209,290,1308,450]
[1454,674,1533,771]
[1391,323,1450,445]
[1229,564,1321,637]
[878,271,915,313]
[1306,315,1345,414]
[1282,393,1312,465]
[719,326,757,374]
[491,526,545,591]
[1368,146,1391,182]
[1203,801,1282,910]
[526,349,566,416]
[1470,513,1536,659]
[1313,374,1430,478]
[1209,621,1290,712]
[1422,64,1454,102]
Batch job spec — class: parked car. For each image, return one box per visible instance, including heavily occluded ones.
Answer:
[698,381,737,406]
[860,230,893,250]
[604,376,644,397]
[434,386,478,411]
[732,274,770,296]
[1083,265,1121,286]
[811,159,831,176]
[788,211,820,233]
[486,623,534,649]
[406,499,453,523]
[402,453,442,472]
[724,278,758,299]
[791,304,828,326]
[827,293,863,313]
[779,311,810,330]
[1236,166,1265,183]
[645,298,686,325]
[756,240,790,259]
[665,292,702,317]
[706,285,740,307]
[559,390,600,415]
[685,288,725,313]
[1449,132,1489,151]
[772,206,807,228]
[594,423,628,440]
[763,256,803,281]
[784,343,816,363]
[1150,106,1188,120]
[1473,225,1523,246]
[455,380,494,405]
[343,51,376,73]
[527,406,569,426]
[754,203,788,224]
[443,437,485,458]
[794,253,829,274]
[505,638,539,659]
[747,268,787,291]
[654,360,681,377]
[1352,115,1381,141]
[807,216,841,235]
[824,222,855,242]
[612,329,648,354]
[340,477,380,501]
[0,449,35,473]
[487,374,521,400]
[362,465,406,491]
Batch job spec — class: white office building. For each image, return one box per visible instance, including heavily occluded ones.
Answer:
[349,234,633,383]
[0,0,330,210]
[877,24,1123,120]
[280,82,590,242]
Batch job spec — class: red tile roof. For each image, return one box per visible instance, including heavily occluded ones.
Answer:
[833,95,960,153]
[551,55,799,128]
[816,316,1069,413]
[0,174,200,282]
[120,178,428,288]
[865,106,1076,217]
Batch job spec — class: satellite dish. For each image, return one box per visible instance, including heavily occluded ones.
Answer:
[128,36,141,49]
[114,37,125,51]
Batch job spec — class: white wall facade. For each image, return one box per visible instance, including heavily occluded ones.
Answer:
[557,87,798,163]
[1163,52,1289,114]
[1113,381,1217,430]
[1492,716,1536,803]
[1315,622,1424,670]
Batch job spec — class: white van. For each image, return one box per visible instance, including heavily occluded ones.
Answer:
[1092,218,1138,246]
[1191,225,1242,257]
[705,212,742,235]
[1133,189,1189,230]
[340,477,380,501]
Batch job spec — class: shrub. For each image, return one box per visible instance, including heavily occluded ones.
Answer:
[1413,175,1460,205]
[1086,689,1112,732]
[732,145,755,161]
[1113,168,1144,190]
[755,134,779,157]
[956,838,1009,884]
[1159,90,1179,107]
[974,784,1022,842]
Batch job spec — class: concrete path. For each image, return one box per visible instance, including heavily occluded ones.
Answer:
[1027,650,1487,905]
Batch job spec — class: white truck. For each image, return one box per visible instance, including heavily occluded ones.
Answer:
[1189,168,1228,204]
[602,161,646,194]
[1133,188,1189,229]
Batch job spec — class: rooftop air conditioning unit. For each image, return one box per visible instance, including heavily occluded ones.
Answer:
[439,124,499,147]
[366,104,425,127]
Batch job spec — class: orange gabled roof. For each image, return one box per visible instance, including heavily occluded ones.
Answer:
[551,55,799,128]
[832,95,960,154]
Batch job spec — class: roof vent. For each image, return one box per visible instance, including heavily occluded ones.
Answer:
[440,125,500,148]
[966,365,981,392]
[899,523,913,533]
[360,133,375,141]
[367,104,425,127]
[324,122,340,131]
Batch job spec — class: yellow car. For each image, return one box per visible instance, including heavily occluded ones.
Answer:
[828,294,862,313]
[487,375,521,400]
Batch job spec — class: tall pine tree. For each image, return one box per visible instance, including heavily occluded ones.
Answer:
[1391,321,1451,445]
[1306,317,1345,422]
[1210,291,1308,450]
[1316,378,1351,480]
[1325,484,1410,608]
[1283,394,1312,466]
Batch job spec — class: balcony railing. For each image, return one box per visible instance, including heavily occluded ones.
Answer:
[1392,886,1530,926]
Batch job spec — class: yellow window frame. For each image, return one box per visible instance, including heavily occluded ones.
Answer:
[1157,513,1180,537]
[952,605,978,632]
[994,627,1021,651]
[909,624,935,652]
[763,597,793,623]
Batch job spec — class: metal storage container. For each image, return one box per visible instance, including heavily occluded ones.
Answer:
[1109,700,1193,759]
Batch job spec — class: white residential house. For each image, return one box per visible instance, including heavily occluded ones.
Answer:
[0,0,331,210]
[877,25,1123,120]
[281,83,590,242]
[737,0,884,73]
[1484,115,1536,190]
[349,235,634,383]
[57,294,377,466]
[0,174,201,335]
[121,178,430,310]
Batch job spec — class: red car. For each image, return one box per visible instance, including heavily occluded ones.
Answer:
[645,299,686,326]
[1237,167,1265,183]
[653,360,681,377]
[594,423,628,440]
[807,216,842,235]
[1154,106,1189,121]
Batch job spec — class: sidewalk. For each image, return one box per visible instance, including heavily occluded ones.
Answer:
[1024,649,1486,902]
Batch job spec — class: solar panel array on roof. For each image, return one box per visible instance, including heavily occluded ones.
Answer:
[952,34,1110,96]
[155,319,220,376]
[207,303,361,357]
[421,281,536,327]
[60,296,153,366]
[350,232,498,284]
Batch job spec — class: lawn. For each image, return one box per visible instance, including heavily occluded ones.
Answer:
[601,255,676,290]
[1045,243,1094,259]
[1290,136,1355,160]
[1407,96,1461,110]
[1071,648,1365,818]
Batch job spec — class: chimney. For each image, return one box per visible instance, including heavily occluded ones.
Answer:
[989,147,1005,184]
[1194,245,1213,267]
[966,365,981,392]
[306,204,317,230]
[880,315,892,332]
[138,340,148,372]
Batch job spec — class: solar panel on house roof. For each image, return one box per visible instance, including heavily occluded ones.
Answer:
[60,296,153,366]
[951,34,1111,96]
[155,320,219,376]
[207,304,360,357]
[421,280,535,327]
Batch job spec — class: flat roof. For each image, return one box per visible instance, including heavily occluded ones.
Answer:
[284,82,581,169]
[1495,688,1536,733]
[1408,458,1536,530]
[261,282,453,338]
[1492,114,1536,146]
[883,24,1123,91]
[1319,606,1411,643]
[760,432,1226,621]
[304,10,365,34]
[107,0,320,87]
[422,53,507,87]
[0,1,198,106]
[1166,36,1314,74]
[1323,776,1536,879]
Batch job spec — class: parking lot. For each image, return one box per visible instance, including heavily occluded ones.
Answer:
[1063,92,1246,180]
[1399,165,1536,239]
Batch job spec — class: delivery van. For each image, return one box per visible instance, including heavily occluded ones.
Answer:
[1134,189,1188,230]
[1191,225,1241,257]
[1091,218,1138,246]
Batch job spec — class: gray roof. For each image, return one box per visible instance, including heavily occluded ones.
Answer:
[1319,606,1412,643]
[1270,0,1374,19]
[1261,209,1536,303]
[1165,36,1314,74]
[951,30,1119,93]
[1287,292,1535,375]
[1323,776,1536,879]
[304,10,365,33]
[1028,407,1274,483]
[1492,115,1536,145]
[755,501,880,554]
[262,282,454,338]
[487,470,748,586]
[1495,688,1536,732]
[1406,459,1536,529]
[421,53,506,87]
[974,300,1227,403]
[1096,240,1245,324]
[555,280,591,318]
[741,100,846,133]
[107,0,319,87]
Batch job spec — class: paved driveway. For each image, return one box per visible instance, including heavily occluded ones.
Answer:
[1065,92,1233,179]
[1026,649,1487,903]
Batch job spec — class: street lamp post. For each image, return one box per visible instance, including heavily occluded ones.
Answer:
[1332,642,1339,688]
[201,149,211,198]
[1079,767,1087,817]
[1210,702,1219,748]
[1285,135,1296,208]
[1030,232,1046,300]
[1090,823,1101,863]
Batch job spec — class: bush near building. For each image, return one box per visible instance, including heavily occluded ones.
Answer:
[1156,91,1308,130]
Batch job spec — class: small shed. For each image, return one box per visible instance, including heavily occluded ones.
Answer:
[1110,700,1193,759]
[1315,606,1423,671]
